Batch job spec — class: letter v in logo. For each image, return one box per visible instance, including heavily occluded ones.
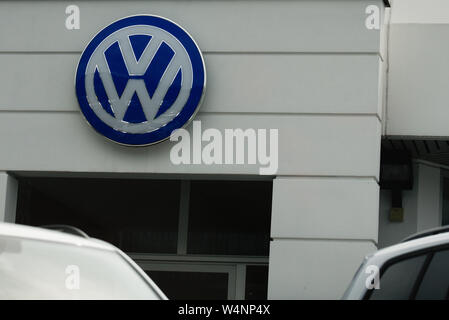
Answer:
[75,15,206,146]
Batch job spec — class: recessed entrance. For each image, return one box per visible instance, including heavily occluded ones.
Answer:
[15,176,272,300]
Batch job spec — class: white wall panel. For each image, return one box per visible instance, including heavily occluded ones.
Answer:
[0,0,383,53]
[390,0,449,24]
[387,24,449,136]
[0,53,382,116]
[0,112,380,177]
[268,239,377,299]
[271,177,379,241]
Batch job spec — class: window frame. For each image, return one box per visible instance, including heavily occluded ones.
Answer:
[137,262,237,300]
[131,254,268,300]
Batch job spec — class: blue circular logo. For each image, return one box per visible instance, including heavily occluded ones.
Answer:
[75,15,206,146]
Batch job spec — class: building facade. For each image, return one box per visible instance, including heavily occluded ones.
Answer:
[1,0,447,300]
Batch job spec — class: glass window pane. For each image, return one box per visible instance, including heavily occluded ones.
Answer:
[245,265,269,300]
[370,255,426,300]
[16,178,181,253]
[416,250,449,300]
[187,180,272,256]
[145,271,228,300]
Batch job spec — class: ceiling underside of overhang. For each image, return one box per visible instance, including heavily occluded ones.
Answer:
[382,138,449,166]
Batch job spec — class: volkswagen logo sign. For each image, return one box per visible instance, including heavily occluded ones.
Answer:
[75,15,206,146]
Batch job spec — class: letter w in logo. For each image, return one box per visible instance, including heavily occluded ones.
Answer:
[93,34,183,123]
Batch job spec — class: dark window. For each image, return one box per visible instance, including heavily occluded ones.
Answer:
[16,177,181,253]
[16,177,272,300]
[369,255,426,300]
[187,180,272,256]
[416,250,449,300]
[443,177,449,226]
[145,271,228,300]
[245,265,269,300]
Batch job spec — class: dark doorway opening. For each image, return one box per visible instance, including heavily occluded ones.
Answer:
[15,176,272,300]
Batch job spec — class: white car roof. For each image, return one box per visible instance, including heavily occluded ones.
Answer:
[0,222,169,300]
[0,222,115,251]
[368,232,449,265]
[343,231,449,299]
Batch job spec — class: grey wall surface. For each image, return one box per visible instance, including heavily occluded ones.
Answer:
[378,163,442,248]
